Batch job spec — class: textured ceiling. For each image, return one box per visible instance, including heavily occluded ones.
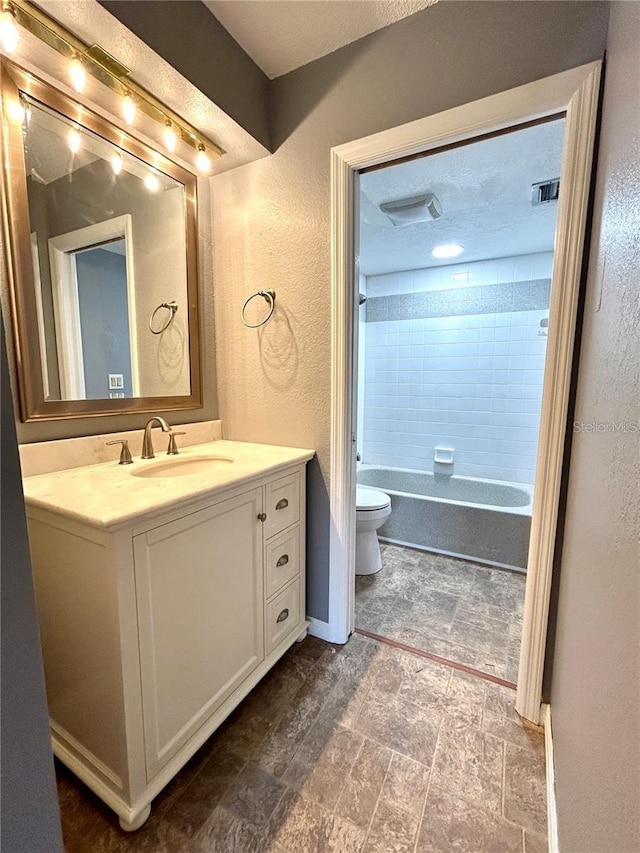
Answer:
[359,119,566,276]
[203,0,438,79]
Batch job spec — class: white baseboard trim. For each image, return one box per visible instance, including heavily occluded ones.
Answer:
[307,617,336,643]
[543,703,559,853]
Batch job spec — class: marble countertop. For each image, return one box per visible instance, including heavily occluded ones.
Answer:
[22,440,314,530]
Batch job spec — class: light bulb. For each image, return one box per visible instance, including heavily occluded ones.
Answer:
[163,119,177,153]
[144,172,159,192]
[122,93,135,125]
[69,56,86,93]
[0,6,19,54]
[196,144,210,174]
[68,128,81,154]
[7,97,24,123]
[111,151,123,175]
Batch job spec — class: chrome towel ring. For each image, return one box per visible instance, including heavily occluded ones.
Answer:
[241,289,276,328]
[149,301,178,334]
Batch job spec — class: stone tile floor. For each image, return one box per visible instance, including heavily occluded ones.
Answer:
[57,632,546,852]
[356,545,526,683]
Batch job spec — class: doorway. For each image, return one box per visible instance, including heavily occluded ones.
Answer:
[328,62,602,723]
[353,117,565,686]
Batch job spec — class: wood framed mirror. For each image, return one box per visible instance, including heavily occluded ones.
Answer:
[1,59,202,421]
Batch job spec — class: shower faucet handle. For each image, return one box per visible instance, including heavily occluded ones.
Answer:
[106,439,133,465]
[167,431,186,455]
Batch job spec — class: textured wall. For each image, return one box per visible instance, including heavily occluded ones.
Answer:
[212,1,609,621]
[550,3,640,850]
[99,0,271,150]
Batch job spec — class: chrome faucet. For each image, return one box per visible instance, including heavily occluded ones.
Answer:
[141,416,172,459]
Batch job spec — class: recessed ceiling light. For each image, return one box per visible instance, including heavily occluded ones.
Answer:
[432,243,464,259]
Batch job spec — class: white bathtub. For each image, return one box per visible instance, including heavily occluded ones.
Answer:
[357,465,533,571]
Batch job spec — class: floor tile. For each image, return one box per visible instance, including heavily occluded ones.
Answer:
[327,815,367,853]
[163,745,246,837]
[355,546,526,682]
[55,631,546,853]
[283,723,363,810]
[483,683,545,754]
[504,742,547,836]
[219,762,287,828]
[422,560,477,596]
[212,705,274,760]
[196,806,270,853]
[353,689,441,767]
[523,830,548,853]
[363,801,419,853]
[380,752,430,818]
[430,720,504,813]
[256,677,332,777]
[417,786,523,853]
[335,737,392,828]
[268,790,334,853]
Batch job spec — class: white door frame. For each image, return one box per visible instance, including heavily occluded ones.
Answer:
[329,61,601,724]
[48,214,138,399]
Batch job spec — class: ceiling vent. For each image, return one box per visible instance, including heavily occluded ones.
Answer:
[380,193,442,225]
[531,178,560,206]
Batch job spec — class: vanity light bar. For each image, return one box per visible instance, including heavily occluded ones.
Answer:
[5,0,223,171]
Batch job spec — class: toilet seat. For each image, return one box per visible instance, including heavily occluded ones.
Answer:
[356,486,390,511]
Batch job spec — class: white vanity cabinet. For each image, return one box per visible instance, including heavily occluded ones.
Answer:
[25,452,310,831]
[134,487,265,780]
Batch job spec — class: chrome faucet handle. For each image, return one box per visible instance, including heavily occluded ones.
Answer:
[167,431,186,456]
[106,439,133,465]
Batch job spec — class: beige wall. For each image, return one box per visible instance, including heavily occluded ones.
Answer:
[127,185,190,398]
[549,3,640,850]
[211,1,609,620]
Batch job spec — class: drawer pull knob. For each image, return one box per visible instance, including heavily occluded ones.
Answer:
[257,513,267,522]
[276,554,289,567]
[276,608,290,623]
[275,498,289,511]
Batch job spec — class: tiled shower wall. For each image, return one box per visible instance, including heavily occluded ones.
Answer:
[360,253,552,485]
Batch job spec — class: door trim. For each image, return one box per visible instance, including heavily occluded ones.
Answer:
[329,61,601,723]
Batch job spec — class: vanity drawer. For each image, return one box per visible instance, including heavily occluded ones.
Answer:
[265,472,300,538]
[266,527,300,599]
[266,579,301,653]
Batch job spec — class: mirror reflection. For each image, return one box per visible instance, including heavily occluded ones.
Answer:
[23,95,191,401]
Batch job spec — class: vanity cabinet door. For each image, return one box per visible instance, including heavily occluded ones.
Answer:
[133,488,264,780]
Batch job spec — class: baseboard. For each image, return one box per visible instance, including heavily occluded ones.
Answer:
[307,617,335,643]
[542,703,559,853]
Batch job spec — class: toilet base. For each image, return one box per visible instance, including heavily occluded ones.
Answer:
[356,530,383,575]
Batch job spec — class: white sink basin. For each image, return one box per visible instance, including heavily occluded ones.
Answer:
[130,456,234,479]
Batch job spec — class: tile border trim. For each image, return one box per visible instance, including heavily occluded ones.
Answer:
[354,627,517,691]
[365,278,551,323]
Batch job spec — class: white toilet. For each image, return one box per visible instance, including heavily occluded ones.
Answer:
[356,486,392,575]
